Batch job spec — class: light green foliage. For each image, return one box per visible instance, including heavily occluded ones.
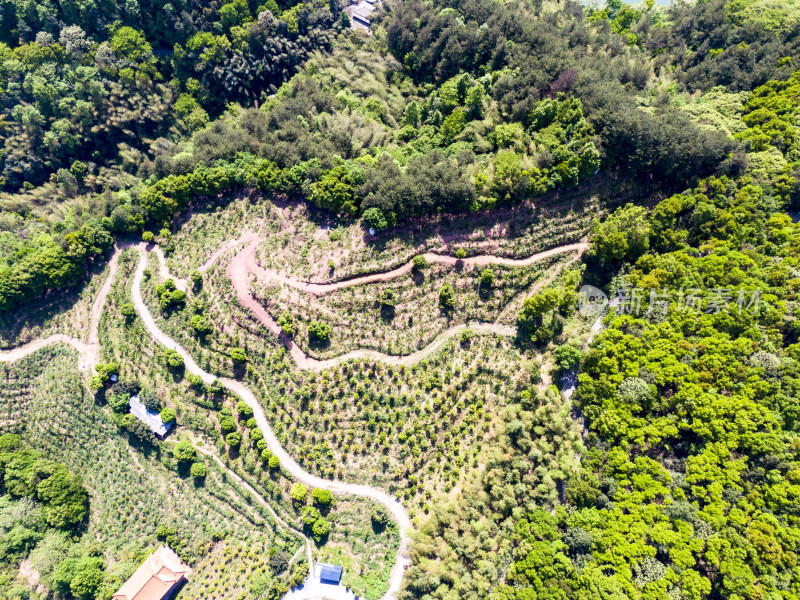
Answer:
[236,400,254,419]
[164,349,184,369]
[517,287,575,343]
[492,122,524,149]
[189,462,207,478]
[191,313,213,335]
[363,207,394,231]
[160,407,176,424]
[727,0,800,31]
[291,483,308,503]
[277,311,296,336]
[312,488,332,507]
[225,431,242,448]
[230,347,247,363]
[735,70,800,158]
[173,441,196,463]
[308,321,332,344]
[308,165,366,216]
[440,109,466,142]
[412,255,427,270]
[552,345,582,371]
[311,517,330,541]
[682,88,749,137]
[480,268,494,286]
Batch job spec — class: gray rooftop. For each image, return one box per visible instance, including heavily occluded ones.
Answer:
[129,394,173,437]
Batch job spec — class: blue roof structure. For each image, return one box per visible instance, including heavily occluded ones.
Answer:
[319,564,342,585]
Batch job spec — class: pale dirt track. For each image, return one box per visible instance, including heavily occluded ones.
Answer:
[0,247,124,371]
[249,240,589,295]
[131,244,413,599]
[193,442,313,569]
[1,235,590,600]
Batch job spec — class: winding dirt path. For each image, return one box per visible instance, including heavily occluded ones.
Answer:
[0,248,124,371]
[0,334,92,369]
[227,244,519,371]
[2,235,591,600]
[131,244,413,599]
[193,442,313,569]
[250,240,589,296]
[156,233,258,291]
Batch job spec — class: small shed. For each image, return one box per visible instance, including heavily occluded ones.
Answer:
[129,394,173,438]
[318,563,343,585]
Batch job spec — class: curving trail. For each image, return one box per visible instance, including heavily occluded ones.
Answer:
[228,243,519,371]
[155,233,258,292]
[1,234,592,600]
[251,240,589,296]
[1,248,124,371]
[131,244,413,599]
[193,443,313,569]
[0,334,92,369]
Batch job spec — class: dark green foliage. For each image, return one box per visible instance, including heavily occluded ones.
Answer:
[269,550,290,574]
[108,393,132,413]
[138,388,161,412]
[438,283,455,311]
[371,505,389,529]
[0,434,88,530]
[308,320,331,344]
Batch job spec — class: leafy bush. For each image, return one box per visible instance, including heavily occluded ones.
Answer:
[236,400,254,419]
[164,350,184,369]
[277,311,296,336]
[312,488,332,507]
[308,321,331,344]
[230,347,248,363]
[139,388,161,412]
[160,407,176,424]
[189,462,207,478]
[269,550,290,574]
[311,518,330,541]
[480,268,494,286]
[173,441,196,463]
[290,483,308,503]
[439,283,456,310]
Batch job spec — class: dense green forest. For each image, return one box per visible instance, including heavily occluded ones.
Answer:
[0,433,120,600]
[2,0,800,598]
[7,0,798,312]
[403,56,800,600]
